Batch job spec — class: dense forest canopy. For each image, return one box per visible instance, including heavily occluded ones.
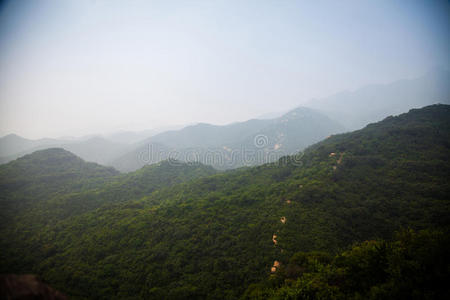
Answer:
[0,104,449,299]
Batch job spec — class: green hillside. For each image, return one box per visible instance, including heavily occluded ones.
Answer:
[243,229,449,299]
[0,148,119,221]
[0,154,217,286]
[0,105,449,299]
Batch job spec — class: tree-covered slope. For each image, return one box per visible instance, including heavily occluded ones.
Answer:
[1,105,449,299]
[242,229,449,300]
[0,148,119,201]
[0,152,217,285]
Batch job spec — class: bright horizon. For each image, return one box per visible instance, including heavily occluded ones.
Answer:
[0,0,449,139]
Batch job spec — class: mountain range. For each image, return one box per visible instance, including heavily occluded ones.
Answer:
[1,104,449,299]
[110,106,344,171]
[0,107,344,171]
[307,68,450,130]
[1,69,448,172]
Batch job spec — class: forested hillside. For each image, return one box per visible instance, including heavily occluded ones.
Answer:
[0,154,217,287]
[0,105,449,299]
[0,148,119,213]
[242,229,449,299]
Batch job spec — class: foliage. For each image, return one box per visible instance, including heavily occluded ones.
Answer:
[242,229,450,300]
[0,105,449,299]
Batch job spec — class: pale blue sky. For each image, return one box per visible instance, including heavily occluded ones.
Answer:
[0,0,448,138]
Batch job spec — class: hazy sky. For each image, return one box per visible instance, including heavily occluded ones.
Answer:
[0,0,448,139]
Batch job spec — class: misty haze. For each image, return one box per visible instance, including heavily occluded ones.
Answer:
[0,1,449,299]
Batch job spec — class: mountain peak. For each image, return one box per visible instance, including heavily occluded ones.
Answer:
[0,148,119,191]
[15,148,84,167]
[1,133,24,139]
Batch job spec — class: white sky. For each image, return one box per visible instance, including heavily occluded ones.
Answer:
[0,0,448,138]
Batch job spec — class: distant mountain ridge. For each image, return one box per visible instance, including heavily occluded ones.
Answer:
[0,128,186,165]
[0,105,345,171]
[1,69,448,172]
[307,68,450,130]
[147,119,273,149]
[0,134,64,158]
[110,106,344,171]
[0,136,131,166]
